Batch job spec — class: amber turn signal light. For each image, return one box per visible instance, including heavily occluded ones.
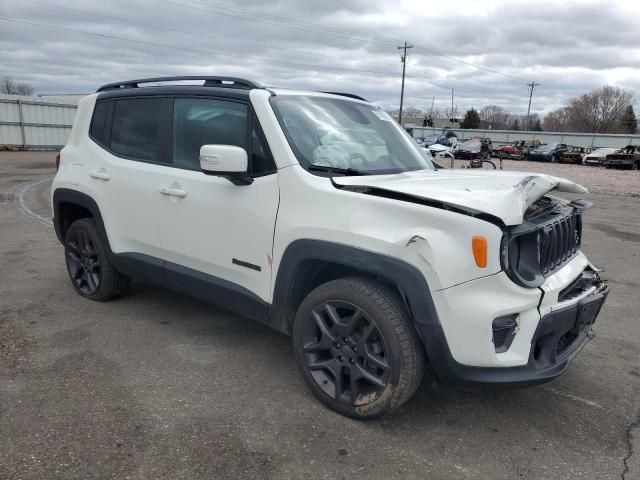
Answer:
[472,236,488,268]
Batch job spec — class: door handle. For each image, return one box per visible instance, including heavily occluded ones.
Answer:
[159,186,187,198]
[89,169,111,181]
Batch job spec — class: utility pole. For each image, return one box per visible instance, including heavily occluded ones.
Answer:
[451,89,454,126]
[526,81,540,129]
[397,41,414,125]
[429,95,435,118]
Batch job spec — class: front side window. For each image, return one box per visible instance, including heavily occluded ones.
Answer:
[270,95,434,175]
[110,98,166,162]
[172,98,248,170]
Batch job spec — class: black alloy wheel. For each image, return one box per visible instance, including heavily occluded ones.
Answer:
[293,277,425,419]
[65,228,101,296]
[301,300,390,405]
[64,218,130,301]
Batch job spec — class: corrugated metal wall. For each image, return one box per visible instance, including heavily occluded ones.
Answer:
[0,94,79,150]
[410,126,640,149]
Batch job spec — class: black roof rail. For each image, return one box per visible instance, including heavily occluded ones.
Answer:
[321,91,368,101]
[97,76,262,93]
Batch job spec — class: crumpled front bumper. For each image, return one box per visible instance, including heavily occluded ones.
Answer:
[419,257,609,389]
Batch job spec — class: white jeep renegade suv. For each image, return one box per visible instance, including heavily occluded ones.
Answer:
[52,77,608,419]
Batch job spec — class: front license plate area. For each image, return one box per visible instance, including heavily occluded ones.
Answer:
[576,290,607,331]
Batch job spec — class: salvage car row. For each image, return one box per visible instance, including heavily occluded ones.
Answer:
[415,134,640,169]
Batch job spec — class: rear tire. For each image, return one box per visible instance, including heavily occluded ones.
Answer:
[293,277,425,419]
[64,218,130,301]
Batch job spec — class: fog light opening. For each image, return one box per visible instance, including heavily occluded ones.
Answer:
[492,314,518,353]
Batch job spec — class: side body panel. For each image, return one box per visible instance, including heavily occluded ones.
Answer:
[156,170,279,302]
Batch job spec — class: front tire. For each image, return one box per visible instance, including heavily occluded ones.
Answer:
[293,277,425,419]
[64,218,130,301]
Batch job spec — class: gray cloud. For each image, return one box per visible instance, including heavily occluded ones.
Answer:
[1,0,638,115]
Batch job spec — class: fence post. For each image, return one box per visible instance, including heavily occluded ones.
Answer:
[17,99,26,149]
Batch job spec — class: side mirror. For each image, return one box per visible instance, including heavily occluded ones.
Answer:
[199,145,252,185]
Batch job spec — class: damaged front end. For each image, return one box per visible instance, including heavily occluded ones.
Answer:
[500,196,592,288]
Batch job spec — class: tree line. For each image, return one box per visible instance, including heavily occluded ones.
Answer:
[1,76,34,96]
[458,85,637,134]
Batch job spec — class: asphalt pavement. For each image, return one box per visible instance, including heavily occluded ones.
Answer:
[0,151,638,479]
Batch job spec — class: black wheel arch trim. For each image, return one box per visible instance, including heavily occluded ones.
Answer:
[52,188,109,247]
[269,239,442,332]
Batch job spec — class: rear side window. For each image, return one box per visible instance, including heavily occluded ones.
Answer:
[111,98,166,162]
[89,101,109,146]
[172,98,248,170]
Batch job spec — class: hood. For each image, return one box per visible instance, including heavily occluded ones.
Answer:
[333,169,588,226]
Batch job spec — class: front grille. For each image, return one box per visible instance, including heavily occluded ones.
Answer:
[503,200,585,288]
[538,211,582,276]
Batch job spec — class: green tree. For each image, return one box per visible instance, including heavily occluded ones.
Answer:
[460,108,480,129]
[510,118,520,131]
[533,119,543,131]
[621,105,638,134]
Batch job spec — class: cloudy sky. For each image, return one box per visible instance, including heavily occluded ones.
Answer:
[1,0,639,116]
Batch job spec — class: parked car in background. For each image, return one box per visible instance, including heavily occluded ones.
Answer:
[427,142,454,160]
[603,145,640,170]
[495,144,523,160]
[512,140,541,158]
[454,137,492,160]
[527,143,568,162]
[419,134,442,147]
[560,146,591,165]
[583,148,619,166]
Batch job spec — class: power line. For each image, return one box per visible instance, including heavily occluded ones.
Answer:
[22,0,511,93]
[20,0,404,70]
[158,0,399,46]
[158,0,531,84]
[0,16,405,77]
[0,15,524,106]
[4,15,500,100]
[412,46,529,83]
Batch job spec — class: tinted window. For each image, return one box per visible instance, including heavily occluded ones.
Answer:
[111,98,165,162]
[250,122,276,175]
[173,98,248,170]
[90,101,109,146]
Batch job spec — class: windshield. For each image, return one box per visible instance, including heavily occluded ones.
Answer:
[270,95,434,174]
[537,144,558,152]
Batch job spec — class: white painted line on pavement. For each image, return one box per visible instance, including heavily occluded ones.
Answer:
[14,176,55,228]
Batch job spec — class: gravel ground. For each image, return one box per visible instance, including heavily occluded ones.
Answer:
[445,158,640,197]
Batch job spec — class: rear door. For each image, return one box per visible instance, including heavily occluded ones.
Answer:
[156,96,280,302]
[88,96,172,259]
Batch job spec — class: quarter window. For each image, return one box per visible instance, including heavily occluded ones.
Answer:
[172,98,248,170]
[110,98,166,162]
[89,101,109,146]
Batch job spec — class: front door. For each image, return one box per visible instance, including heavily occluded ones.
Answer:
[156,97,279,302]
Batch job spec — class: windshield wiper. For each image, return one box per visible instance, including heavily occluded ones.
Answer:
[308,164,369,176]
